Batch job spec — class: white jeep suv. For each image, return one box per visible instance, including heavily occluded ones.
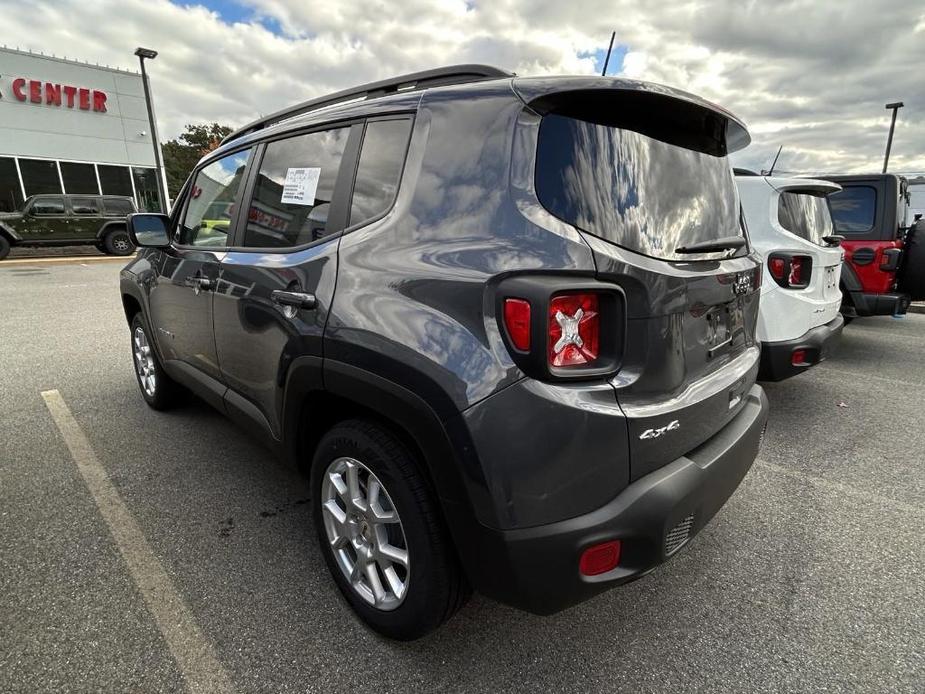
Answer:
[736,173,845,381]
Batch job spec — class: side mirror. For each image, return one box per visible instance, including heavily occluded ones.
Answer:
[127,213,171,247]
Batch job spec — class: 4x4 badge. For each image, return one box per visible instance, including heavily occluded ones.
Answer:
[639,420,680,440]
[733,272,753,296]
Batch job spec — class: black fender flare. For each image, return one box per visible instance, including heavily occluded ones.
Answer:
[97,220,129,240]
[0,222,20,242]
[839,261,863,292]
[281,356,498,571]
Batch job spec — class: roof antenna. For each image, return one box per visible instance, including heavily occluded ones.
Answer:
[601,31,616,76]
[766,145,783,176]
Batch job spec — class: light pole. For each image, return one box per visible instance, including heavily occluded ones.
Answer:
[134,47,168,212]
[882,101,904,174]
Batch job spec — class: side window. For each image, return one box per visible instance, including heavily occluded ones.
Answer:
[71,197,101,215]
[32,197,65,215]
[179,150,250,247]
[244,128,349,248]
[350,119,412,226]
[103,198,135,216]
[829,186,876,234]
[777,191,833,246]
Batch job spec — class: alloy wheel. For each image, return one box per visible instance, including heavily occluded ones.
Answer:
[321,456,410,610]
[133,326,157,397]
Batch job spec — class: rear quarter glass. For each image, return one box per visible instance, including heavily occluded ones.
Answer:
[534,113,743,262]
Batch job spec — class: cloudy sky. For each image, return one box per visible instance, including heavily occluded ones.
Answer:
[1,0,923,174]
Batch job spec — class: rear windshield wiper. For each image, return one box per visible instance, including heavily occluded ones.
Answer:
[675,236,747,254]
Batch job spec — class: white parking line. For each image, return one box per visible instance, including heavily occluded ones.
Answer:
[40,389,234,694]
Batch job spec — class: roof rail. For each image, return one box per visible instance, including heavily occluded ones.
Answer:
[222,64,514,145]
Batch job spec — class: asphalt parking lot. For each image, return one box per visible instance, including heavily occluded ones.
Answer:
[1,259,923,693]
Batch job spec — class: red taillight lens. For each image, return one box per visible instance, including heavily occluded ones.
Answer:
[768,257,786,280]
[789,257,805,285]
[579,540,621,576]
[791,348,808,366]
[503,298,531,352]
[548,293,600,367]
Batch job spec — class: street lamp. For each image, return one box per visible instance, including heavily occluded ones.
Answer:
[134,47,168,212]
[882,101,904,174]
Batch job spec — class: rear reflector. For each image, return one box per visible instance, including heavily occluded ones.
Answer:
[503,298,531,351]
[548,293,600,367]
[579,540,621,576]
[791,348,808,366]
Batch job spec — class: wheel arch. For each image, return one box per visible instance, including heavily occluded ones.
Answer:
[282,356,497,570]
[97,220,128,240]
[0,222,19,242]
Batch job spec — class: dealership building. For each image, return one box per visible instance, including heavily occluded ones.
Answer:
[0,46,165,213]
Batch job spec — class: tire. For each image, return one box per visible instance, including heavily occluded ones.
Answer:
[311,419,469,640]
[899,221,925,301]
[103,227,135,256]
[0,235,10,260]
[130,313,180,410]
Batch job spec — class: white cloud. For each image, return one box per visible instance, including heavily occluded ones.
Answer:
[0,0,922,173]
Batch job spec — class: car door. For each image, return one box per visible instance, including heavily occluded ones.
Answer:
[146,148,252,403]
[18,196,69,241]
[213,123,361,440]
[67,196,103,240]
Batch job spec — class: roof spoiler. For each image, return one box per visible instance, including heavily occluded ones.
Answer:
[513,76,751,155]
[223,65,514,146]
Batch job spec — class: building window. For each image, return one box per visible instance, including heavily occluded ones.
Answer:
[0,157,23,212]
[132,167,162,212]
[60,162,100,195]
[19,158,63,196]
[98,164,133,197]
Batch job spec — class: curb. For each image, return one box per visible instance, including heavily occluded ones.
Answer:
[909,303,925,315]
[1,255,130,266]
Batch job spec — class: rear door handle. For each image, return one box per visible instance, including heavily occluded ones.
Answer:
[271,290,317,310]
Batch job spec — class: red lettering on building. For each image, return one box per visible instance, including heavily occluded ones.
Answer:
[6,76,108,113]
[45,82,61,106]
[11,78,26,101]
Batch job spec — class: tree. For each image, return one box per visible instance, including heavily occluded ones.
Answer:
[162,123,233,199]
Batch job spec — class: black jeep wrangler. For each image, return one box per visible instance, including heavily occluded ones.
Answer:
[121,66,769,639]
[0,194,136,259]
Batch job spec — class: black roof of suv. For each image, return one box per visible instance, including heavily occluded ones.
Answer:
[121,65,768,639]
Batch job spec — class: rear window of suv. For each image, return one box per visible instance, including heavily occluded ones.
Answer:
[777,191,834,245]
[535,113,742,261]
[828,186,876,234]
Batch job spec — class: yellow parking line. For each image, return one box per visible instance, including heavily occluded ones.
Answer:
[40,389,234,694]
[2,255,129,266]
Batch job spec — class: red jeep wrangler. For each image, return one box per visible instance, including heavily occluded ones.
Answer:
[823,174,924,319]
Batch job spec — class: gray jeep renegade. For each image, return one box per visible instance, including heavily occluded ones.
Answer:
[121,65,769,640]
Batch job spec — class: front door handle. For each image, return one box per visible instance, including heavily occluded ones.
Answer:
[271,290,317,310]
[185,276,213,292]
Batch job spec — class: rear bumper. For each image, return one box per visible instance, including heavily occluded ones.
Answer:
[461,384,768,615]
[758,314,844,382]
[846,291,910,317]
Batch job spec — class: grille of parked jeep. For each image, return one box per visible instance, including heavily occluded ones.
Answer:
[665,514,696,556]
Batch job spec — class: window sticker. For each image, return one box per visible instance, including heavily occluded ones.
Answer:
[281,167,321,206]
